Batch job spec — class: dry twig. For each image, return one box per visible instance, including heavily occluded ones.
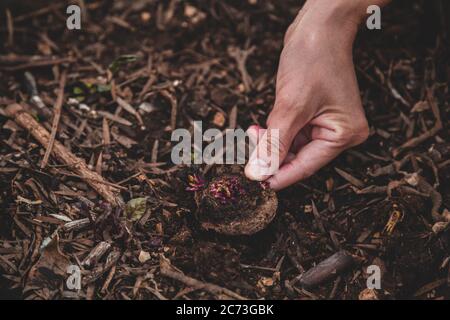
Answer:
[5,104,123,207]
[393,89,443,156]
[41,70,67,169]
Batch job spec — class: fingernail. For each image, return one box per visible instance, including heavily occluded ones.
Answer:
[248,125,260,131]
[245,158,271,181]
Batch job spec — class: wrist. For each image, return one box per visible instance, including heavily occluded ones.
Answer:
[296,1,361,48]
[309,0,390,25]
[310,1,364,29]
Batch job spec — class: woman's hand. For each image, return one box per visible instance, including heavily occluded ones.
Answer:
[245,0,384,190]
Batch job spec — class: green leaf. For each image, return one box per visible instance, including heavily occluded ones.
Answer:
[72,86,86,102]
[108,55,138,74]
[125,197,148,222]
[72,86,83,94]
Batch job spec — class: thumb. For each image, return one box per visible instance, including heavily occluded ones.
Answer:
[245,116,299,181]
[246,125,265,146]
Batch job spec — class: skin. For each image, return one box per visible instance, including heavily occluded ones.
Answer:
[245,0,391,190]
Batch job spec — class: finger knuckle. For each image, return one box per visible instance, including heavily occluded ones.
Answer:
[332,126,352,146]
[334,120,369,147]
[359,124,370,143]
[351,120,370,145]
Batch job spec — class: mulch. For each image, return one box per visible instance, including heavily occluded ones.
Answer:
[0,0,449,300]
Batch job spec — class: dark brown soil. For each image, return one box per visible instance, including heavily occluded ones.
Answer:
[0,0,449,300]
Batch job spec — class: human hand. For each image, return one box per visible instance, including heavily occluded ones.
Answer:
[245,0,373,190]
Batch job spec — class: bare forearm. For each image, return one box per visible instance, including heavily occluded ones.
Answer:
[290,0,391,49]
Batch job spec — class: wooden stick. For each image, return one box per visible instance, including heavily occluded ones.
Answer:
[0,57,75,71]
[160,90,177,130]
[298,251,354,289]
[41,70,66,169]
[6,9,14,47]
[5,104,124,207]
[393,89,443,157]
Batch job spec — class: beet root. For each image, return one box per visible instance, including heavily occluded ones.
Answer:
[196,174,278,235]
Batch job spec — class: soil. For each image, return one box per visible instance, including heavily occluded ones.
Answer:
[0,0,449,300]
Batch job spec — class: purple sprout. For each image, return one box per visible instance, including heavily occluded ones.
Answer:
[208,176,246,204]
[186,174,206,191]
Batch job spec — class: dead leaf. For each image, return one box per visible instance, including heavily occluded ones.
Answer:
[138,250,151,263]
[125,197,148,221]
[259,277,274,287]
[411,101,429,113]
[359,288,379,300]
[27,234,71,288]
